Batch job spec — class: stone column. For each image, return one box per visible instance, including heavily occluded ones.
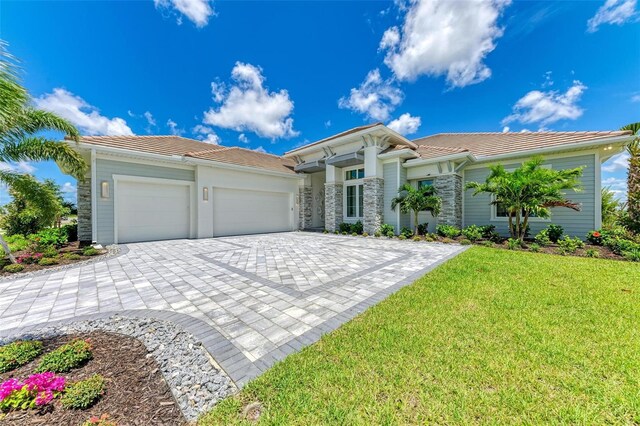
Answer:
[324,183,343,232]
[434,174,462,228]
[77,176,92,244]
[298,185,313,230]
[363,177,384,235]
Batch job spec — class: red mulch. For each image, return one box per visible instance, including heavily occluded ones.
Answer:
[0,332,186,426]
[1,242,107,276]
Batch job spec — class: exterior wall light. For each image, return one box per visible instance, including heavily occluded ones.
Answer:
[203,186,209,201]
[100,181,110,199]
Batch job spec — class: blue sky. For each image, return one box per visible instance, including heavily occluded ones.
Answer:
[1,0,639,204]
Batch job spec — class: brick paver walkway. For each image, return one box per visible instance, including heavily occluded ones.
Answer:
[0,232,466,385]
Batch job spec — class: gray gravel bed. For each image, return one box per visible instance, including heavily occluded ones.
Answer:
[0,315,237,421]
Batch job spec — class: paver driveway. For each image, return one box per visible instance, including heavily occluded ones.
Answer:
[0,232,466,385]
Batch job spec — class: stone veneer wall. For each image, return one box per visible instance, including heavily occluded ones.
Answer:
[363,177,384,235]
[324,183,343,232]
[77,177,92,243]
[434,174,462,228]
[298,186,313,229]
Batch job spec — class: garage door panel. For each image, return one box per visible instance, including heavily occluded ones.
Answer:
[117,180,191,243]
[212,188,292,237]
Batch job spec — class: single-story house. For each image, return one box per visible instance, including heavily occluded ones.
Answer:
[70,124,633,245]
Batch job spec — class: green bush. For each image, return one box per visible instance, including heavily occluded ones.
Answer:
[585,248,600,258]
[398,234,407,240]
[362,232,369,237]
[374,232,381,238]
[586,230,603,246]
[412,236,422,242]
[322,229,328,234]
[82,247,100,256]
[528,243,541,252]
[29,228,68,251]
[61,223,78,242]
[423,234,435,242]
[5,234,29,253]
[534,229,552,246]
[61,374,105,409]
[3,264,24,273]
[417,223,429,236]
[351,232,358,237]
[39,257,59,266]
[341,232,348,236]
[338,223,351,234]
[623,248,640,262]
[385,231,395,238]
[0,207,43,237]
[378,224,395,236]
[0,340,43,373]
[604,237,640,256]
[63,253,82,261]
[42,245,59,258]
[35,339,92,373]
[506,238,521,250]
[460,239,472,245]
[333,231,339,235]
[350,221,364,235]
[557,236,585,255]
[400,227,413,238]
[547,224,564,243]
[436,225,461,238]
[461,225,483,242]
[481,240,495,248]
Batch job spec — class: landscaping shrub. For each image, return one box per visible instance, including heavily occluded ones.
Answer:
[341,232,348,236]
[586,230,603,246]
[362,232,369,237]
[400,227,413,238]
[506,238,521,250]
[5,234,29,253]
[557,236,585,255]
[351,232,357,237]
[378,224,394,236]
[528,243,541,252]
[623,248,640,262]
[461,225,482,242]
[398,234,407,240]
[441,237,455,243]
[62,223,78,242]
[35,339,92,373]
[82,414,117,426]
[350,221,363,235]
[15,252,43,264]
[436,225,461,238]
[322,229,328,234]
[547,224,564,243]
[29,227,68,250]
[423,234,435,242]
[3,264,24,273]
[333,231,339,235]
[460,239,472,245]
[42,245,58,259]
[481,240,495,248]
[63,253,82,261]
[479,225,496,238]
[385,231,395,238]
[83,247,100,257]
[338,223,351,234]
[0,373,65,410]
[585,248,600,258]
[603,237,640,255]
[417,223,429,236]
[412,236,422,242]
[61,374,105,409]
[374,232,381,238]
[38,258,59,266]
[0,208,43,237]
[534,229,552,246]
[0,341,43,373]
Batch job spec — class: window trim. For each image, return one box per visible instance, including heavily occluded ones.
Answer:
[490,164,552,223]
[343,165,365,221]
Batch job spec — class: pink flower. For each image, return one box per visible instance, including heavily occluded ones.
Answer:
[0,378,24,401]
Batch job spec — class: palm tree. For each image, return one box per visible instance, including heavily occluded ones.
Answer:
[391,183,442,235]
[621,122,639,233]
[0,41,87,262]
[465,156,583,241]
[601,187,621,227]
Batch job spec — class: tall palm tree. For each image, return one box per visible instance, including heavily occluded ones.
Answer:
[0,41,87,262]
[391,183,442,235]
[621,122,640,233]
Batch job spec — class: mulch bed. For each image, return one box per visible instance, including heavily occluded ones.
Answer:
[0,332,186,425]
[1,242,107,276]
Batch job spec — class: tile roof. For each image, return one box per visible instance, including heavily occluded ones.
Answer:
[411,131,631,159]
[72,135,297,175]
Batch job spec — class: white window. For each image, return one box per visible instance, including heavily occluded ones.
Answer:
[344,167,364,219]
[418,179,434,188]
[345,168,364,181]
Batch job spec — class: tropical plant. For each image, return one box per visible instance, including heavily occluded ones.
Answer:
[378,224,395,236]
[436,224,461,239]
[0,42,87,263]
[461,225,483,242]
[601,187,621,227]
[621,122,640,233]
[546,224,564,243]
[557,236,585,255]
[391,183,442,235]
[465,157,583,241]
[400,227,413,238]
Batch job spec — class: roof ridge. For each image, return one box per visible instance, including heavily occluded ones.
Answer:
[415,130,626,139]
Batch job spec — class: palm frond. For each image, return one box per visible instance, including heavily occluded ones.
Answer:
[0,136,87,179]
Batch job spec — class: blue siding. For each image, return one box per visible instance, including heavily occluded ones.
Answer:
[463,154,596,238]
[383,162,398,230]
[95,159,195,244]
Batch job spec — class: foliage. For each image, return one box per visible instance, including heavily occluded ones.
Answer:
[397,234,406,240]
[38,257,58,266]
[400,227,413,238]
[63,253,82,260]
[362,232,369,237]
[417,223,429,236]
[557,236,585,255]
[322,229,328,234]
[423,234,435,242]
[603,236,640,255]
[528,243,541,252]
[35,339,92,373]
[3,263,23,273]
[338,223,351,234]
[459,239,472,245]
[466,157,583,240]
[0,340,42,373]
[412,235,422,242]
[481,240,495,248]
[478,224,502,242]
[16,252,42,264]
[61,374,105,409]
[621,122,640,233]
[585,249,600,258]
[391,184,442,235]
[5,234,28,252]
[506,238,521,250]
[0,373,65,410]
[378,224,395,236]
[29,227,68,249]
[82,247,100,257]
[350,221,363,235]
[436,224,461,238]
[374,232,381,238]
[586,230,603,245]
[534,229,551,246]
[547,224,564,243]
[623,248,640,262]
[601,187,621,228]
[461,225,483,242]
[351,232,357,237]
[82,414,117,426]
[41,245,58,258]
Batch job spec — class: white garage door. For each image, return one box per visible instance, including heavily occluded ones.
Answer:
[116,180,191,243]
[212,187,292,236]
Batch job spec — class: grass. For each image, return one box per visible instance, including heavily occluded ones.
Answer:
[200,247,640,425]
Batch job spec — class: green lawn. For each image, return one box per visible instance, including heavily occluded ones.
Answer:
[201,247,640,425]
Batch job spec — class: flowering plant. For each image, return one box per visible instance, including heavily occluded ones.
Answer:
[15,253,43,264]
[83,414,117,426]
[0,372,65,410]
[586,230,603,246]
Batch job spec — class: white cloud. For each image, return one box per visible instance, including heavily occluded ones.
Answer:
[253,146,267,153]
[192,124,220,144]
[35,88,133,136]
[631,93,640,102]
[338,69,404,121]
[602,151,629,172]
[143,111,156,127]
[502,80,587,127]
[387,113,421,135]
[238,133,249,143]
[324,120,332,128]
[587,0,637,32]
[203,62,299,139]
[154,0,215,28]
[0,161,36,174]
[502,126,510,133]
[380,0,510,87]
[61,182,77,195]
[166,119,185,135]
[602,176,628,201]
[542,71,554,88]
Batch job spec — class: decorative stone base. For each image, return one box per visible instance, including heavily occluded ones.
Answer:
[324,183,343,232]
[434,174,462,228]
[298,186,313,229]
[363,177,384,234]
[77,177,92,243]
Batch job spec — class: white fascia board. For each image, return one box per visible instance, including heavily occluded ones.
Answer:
[402,153,475,167]
[182,156,305,180]
[377,149,419,160]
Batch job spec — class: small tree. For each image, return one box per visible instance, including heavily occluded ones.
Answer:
[465,156,583,241]
[621,122,639,233]
[391,183,442,235]
[601,187,621,228]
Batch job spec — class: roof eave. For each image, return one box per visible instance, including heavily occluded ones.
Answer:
[403,152,475,167]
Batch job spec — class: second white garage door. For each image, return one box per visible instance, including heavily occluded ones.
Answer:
[116,179,191,243]
[212,187,293,236]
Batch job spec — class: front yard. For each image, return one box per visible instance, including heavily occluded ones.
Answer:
[201,247,640,424]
